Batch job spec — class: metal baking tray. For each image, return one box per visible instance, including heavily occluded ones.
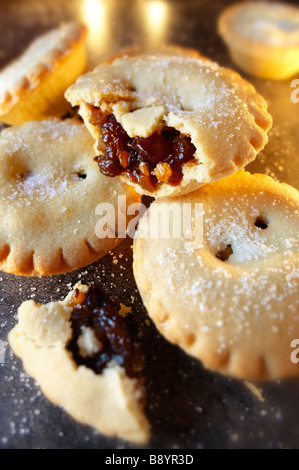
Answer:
[0,0,298,449]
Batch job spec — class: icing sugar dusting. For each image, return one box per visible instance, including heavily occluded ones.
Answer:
[233,2,299,46]
[0,118,94,208]
[205,208,280,262]
[142,177,299,353]
[69,53,271,173]
[0,23,83,99]
[6,171,71,204]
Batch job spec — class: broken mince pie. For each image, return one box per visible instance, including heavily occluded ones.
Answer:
[8,283,149,444]
[65,52,272,197]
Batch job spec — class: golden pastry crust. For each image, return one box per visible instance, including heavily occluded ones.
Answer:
[65,52,272,198]
[218,2,299,80]
[0,23,87,125]
[107,44,203,62]
[133,171,299,380]
[8,283,150,444]
[0,118,140,276]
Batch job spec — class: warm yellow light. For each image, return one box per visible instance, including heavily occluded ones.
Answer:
[83,0,105,33]
[82,0,110,61]
[144,1,169,44]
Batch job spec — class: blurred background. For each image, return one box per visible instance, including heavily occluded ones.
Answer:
[1,0,298,188]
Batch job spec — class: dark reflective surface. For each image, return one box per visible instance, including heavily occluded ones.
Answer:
[0,0,298,449]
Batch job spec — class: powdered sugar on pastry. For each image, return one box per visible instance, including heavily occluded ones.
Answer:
[8,283,149,444]
[0,118,140,276]
[133,172,299,380]
[66,53,272,197]
[231,2,299,47]
[218,2,299,79]
[0,23,87,125]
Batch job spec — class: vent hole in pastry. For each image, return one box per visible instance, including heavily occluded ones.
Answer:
[76,172,87,180]
[18,171,33,181]
[254,216,268,230]
[216,244,233,262]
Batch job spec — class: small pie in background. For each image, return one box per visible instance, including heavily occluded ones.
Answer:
[0,22,87,125]
[218,1,299,80]
[8,283,150,444]
[65,52,272,198]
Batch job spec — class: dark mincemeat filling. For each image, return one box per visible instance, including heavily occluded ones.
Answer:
[67,284,143,380]
[90,109,197,192]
